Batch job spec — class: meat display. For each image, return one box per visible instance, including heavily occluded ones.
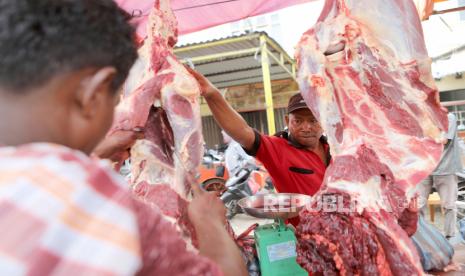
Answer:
[295,0,448,274]
[111,0,203,247]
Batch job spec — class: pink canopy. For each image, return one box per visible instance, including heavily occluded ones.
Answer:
[115,0,314,39]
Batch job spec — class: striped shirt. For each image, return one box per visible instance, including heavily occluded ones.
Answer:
[0,143,221,276]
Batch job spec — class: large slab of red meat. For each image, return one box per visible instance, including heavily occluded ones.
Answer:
[111,0,203,248]
[295,0,448,274]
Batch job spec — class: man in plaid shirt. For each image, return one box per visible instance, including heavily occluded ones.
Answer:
[0,1,246,275]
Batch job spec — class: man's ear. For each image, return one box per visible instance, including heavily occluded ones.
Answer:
[285,114,290,127]
[76,67,117,118]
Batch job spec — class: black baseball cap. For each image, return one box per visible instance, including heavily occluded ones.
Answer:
[287,93,309,114]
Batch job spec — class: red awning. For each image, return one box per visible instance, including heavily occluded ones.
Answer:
[115,0,315,38]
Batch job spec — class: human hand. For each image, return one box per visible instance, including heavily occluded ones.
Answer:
[92,128,144,162]
[189,183,247,276]
[188,182,227,229]
[185,66,218,97]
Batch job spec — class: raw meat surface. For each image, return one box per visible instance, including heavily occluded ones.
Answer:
[111,0,203,247]
[295,0,447,275]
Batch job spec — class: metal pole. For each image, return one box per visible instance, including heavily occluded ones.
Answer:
[432,6,465,15]
[260,35,276,135]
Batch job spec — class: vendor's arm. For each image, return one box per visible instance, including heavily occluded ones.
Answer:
[189,69,255,151]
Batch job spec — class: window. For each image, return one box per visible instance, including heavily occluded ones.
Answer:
[270,25,282,41]
[243,18,254,32]
[256,16,268,28]
[230,21,241,35]
[269,13,282,41]
[459,0,465,21]
[270,13,280,25]
[230,13,281,36]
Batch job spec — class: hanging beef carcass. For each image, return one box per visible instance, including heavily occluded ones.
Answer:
[295,0,447,275]
[111,0,203,247]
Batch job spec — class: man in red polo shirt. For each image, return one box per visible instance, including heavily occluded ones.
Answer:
[190,70,330,199]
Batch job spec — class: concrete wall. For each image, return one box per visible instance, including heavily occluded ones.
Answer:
[437,74,465,92]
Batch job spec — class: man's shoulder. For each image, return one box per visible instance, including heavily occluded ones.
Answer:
[0,142,94,164]
[0,143,144,274]
[0,143,130,201]
[245,129,290,156]
[254,132,293,154]
[261,132,289,144]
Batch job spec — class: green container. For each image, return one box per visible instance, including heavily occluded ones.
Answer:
[254,219,307,276]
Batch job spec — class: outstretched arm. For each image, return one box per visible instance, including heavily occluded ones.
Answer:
[189,69,256,151]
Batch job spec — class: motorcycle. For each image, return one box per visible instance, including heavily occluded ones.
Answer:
[198,147,229,194]
[199,146,274,219]
[220,163,273,219]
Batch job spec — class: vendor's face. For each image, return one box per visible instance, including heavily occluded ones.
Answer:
[285,109,323,149]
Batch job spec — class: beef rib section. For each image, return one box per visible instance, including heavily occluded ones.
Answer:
[295,0,447,274]
[111,0,203,248]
